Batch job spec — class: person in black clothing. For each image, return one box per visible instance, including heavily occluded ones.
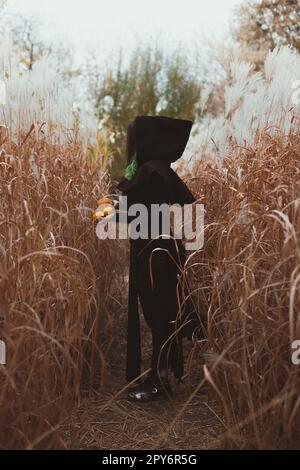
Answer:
[116,116,198,402]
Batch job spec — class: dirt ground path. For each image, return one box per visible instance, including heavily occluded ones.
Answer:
[64,305,224,450]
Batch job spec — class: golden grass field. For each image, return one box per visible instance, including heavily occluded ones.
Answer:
[1,127,300,449]
[0,131,126,448]
[1,40,300,449]
[188,131,300,448]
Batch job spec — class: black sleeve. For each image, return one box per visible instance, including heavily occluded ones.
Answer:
[115,173,170,225]
[141,173,170,238]
[141,172,170,205]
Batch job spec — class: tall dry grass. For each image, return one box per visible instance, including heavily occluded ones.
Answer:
[186,46,300,448]
[189,133,300,448]
[1,22,300,449]
[0,128,123,449]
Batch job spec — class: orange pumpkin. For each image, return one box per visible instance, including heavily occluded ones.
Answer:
[92,205,114,222]
[97,197,113,206]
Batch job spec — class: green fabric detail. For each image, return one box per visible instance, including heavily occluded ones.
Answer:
[124,153,138,180]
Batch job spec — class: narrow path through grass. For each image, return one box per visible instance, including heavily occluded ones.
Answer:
[64,305,223,450]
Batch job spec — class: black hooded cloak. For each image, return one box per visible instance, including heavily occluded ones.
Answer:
[117,116,197,383]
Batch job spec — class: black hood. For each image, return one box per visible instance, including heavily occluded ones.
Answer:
[118,160,195,205]
[117,116,195,205]
[127,115,193,164]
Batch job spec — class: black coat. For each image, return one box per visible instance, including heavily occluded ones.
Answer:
[117,116,197,382]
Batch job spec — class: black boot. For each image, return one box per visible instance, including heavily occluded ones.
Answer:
[127,373,172,402]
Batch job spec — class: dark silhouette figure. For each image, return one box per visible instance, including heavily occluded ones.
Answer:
[117,116,197,401]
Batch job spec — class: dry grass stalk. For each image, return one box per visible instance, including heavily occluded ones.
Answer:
[187,132,300,448]
[0,132,124,449]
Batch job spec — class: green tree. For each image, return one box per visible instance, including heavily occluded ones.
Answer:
[89,45,203,179]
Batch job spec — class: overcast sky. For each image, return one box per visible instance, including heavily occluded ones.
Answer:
[5,0,243,61]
